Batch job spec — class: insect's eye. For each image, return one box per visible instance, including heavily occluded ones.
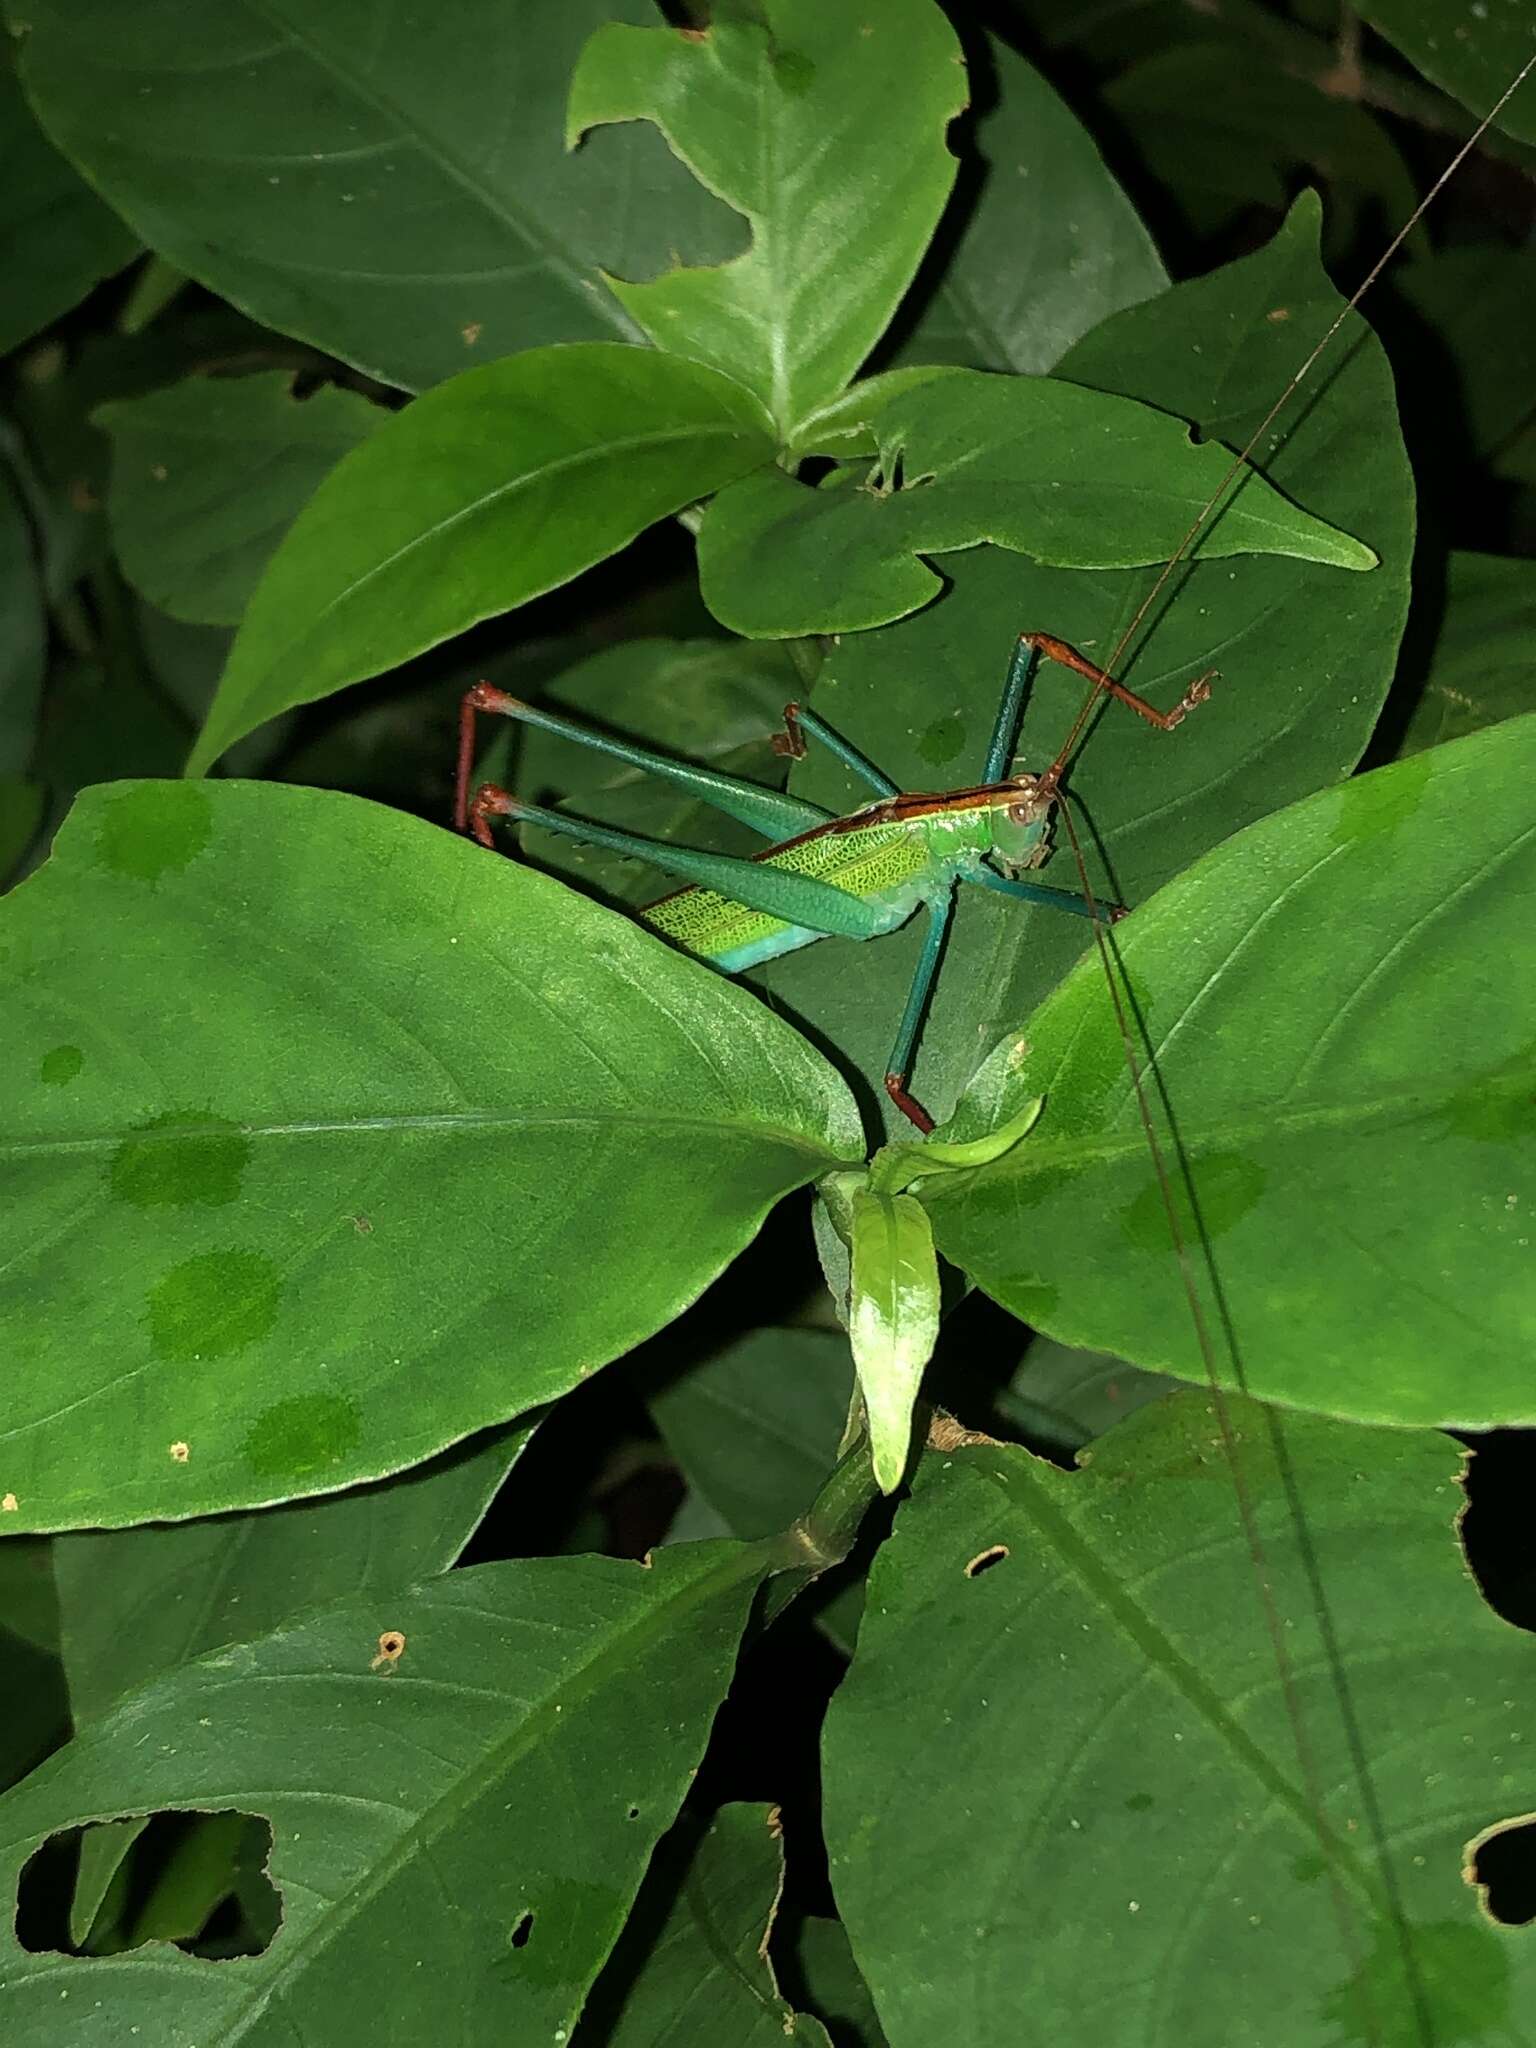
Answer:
[1006,801,1039,828]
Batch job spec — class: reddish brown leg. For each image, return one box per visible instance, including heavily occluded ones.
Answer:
[455,682,528,831]
[464,781,520,850]
[1022,632,1215,731]
[883,1074,935,1135]
[771,703,808,760]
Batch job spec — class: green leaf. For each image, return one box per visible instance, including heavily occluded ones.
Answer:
[0,781,860,1530]
[186,344,773,774]
[699,369,1375,638]
[567,0,966,435]
[891,36,1166,375]
[579,1805,833,2045]
[648,1327,855,1542]
[824,1397,1536,2048]
[0,1542,768,2040]
[1359,3,1536,145]
[0,59,138,358]
[0,464,44,778]
[97,373,384,627]
[1397,551,1536,755]
[53,1421,535,1724]
[758,197,1414,1133]
[1103,45,1418,262]
[849,1190,940,1493]
[924,717,1536,1429]
[8,0,743,392]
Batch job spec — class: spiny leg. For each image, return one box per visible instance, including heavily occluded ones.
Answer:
[466,784,891,942]
[456,682,832,842]
[1022,632,1215,734]
[884,886,957,1135]
[968,865,1126,923]
[773,703,900,798]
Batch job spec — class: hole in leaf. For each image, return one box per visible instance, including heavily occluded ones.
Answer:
[965,1545,1010,1578]
[1471,1819,1536,1926]
[510,1909,535,1948]
[627,1806,641,1821]
[15,1811,279,1959]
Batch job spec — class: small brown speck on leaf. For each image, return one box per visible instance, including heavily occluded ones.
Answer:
[351,1214,373,1235]
[1,1493,17,1513]
[151,463,168,480]
[371,1629,406,1673]
[169,1440,190,1463]
[1267,306,1291,323]
[461,322,483,346]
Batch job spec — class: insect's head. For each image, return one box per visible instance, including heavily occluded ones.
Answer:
[988,771,1057,876]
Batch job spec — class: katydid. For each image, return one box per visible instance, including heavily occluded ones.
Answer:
[455,632,1210,1132]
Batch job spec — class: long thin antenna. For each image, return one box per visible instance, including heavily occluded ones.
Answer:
[1047,45,1536,783]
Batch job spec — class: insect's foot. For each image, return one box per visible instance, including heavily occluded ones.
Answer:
[773,704,809,760]
[885,1073,936,1135]
[1170,668,1218,725]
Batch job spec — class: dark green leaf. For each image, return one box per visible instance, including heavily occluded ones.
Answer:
[649,1328,854,1542]
[97,373,384,626]
[925,716,1536,1428]
[9,0,743,391]
[0,1542,768,2040]
[0,463,44,777]
[187,345,773,773]
[0,59,137,357]
[1398,551,1536,755]
[824,1398,1536,2047]
[53,1421,535,1723]
[893,36,1166,375]
[578,1805,832,2045]
[0,781,859,1529]
[568,0,966,435]
[1359,3,1536,145]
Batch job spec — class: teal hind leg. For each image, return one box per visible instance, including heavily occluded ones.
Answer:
[456,683,833,842]
[774,703,900,798]
[466,785,890,942]
[883,887,957,1134]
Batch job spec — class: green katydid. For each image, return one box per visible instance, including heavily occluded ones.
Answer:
[455,631,1209,1133]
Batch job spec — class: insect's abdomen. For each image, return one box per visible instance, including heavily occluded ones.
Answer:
[642,818,939,974]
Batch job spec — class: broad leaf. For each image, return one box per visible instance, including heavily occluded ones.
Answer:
[924,716,1536,1428]
[186,345,773,774]
[0,59,138,358]
[0,1542,768,2042]
[580,1805,832,2045]
[568,0,966,436]
[648,1327,855,1541]
[891,37,1166,376]
[700,370,1373,636]
[9,0,743,391]
[759,197,1414,1133]
[0,781,860,1530]
[98,373,383,626]
[824,1398,1536,2048]
[53,1421,535,1723]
